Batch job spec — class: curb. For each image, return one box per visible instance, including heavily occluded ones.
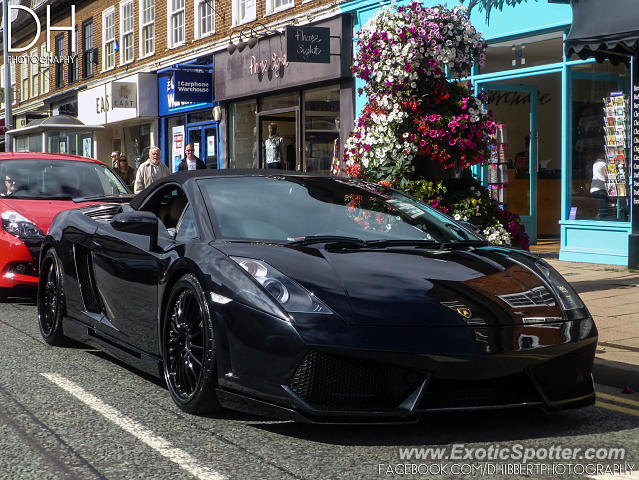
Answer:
[593,357,639,391]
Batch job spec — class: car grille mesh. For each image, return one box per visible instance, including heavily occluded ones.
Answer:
[288,351,421,410]
[497,286,555,308]
[81,204,123,222]
[74,245,102,314]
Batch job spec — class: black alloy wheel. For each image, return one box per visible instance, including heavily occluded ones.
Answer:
[37,249,67,346]
[163,273,219,414]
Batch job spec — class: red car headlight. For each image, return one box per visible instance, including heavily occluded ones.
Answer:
[1,211,45,241]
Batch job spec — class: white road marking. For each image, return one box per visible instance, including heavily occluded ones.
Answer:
[41,373,226,480]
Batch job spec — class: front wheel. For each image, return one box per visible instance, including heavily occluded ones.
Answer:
[163,273,220,414]
[37,249,67,346]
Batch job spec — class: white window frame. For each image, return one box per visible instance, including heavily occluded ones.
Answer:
[231,0,255,27]
[265,0,293,16]
[40,43,49,94]
[120,0,134,65]
[20,61,28,101]
[167,0,185,49]
[102,7,115,71]
[139,0,155,58]
[194,0,215,39]
[30,47,39,98]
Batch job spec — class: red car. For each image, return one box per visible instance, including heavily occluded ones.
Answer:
[0,153,130,295]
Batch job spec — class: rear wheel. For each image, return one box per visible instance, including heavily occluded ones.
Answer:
[37,249,67,346]
[163,273,220,414]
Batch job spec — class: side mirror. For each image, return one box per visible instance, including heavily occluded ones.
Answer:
[112,211,159,250]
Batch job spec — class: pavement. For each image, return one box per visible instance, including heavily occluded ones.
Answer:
[544,257,639,392]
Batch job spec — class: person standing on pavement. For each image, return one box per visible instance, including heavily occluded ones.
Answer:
[110,151,120,169]
[134,146,170,194]
[116,154,136,190]
[177,143,206,170]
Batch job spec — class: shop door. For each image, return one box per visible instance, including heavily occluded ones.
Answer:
[257,109,298,170]
[479,82,539,243]
[187,124,219,168]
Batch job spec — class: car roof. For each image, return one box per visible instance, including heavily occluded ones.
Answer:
[130,169,333,209]
[0,152,106,165]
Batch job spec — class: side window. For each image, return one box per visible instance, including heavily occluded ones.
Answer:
[175,205,198,241]
[141,186,187,230]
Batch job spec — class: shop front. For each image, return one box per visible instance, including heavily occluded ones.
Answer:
[214,15,354,173]
[77,73,158,168]
[158,59,220,172]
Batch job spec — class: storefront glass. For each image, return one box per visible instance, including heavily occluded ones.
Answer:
[229,100,257,169]
[124,123,151,168]
[166,116,186,171]
[570,61,630,222]
[303,85,340,173]
[261,92,298,111]
[480,32,564,75]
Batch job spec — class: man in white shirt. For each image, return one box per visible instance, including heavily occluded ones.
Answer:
[134,147,170,194]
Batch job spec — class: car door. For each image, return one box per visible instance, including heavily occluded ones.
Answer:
[91,186,187,355]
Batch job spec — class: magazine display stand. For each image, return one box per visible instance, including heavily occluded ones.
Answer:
[603,94,628,198]
[488,123,508,206]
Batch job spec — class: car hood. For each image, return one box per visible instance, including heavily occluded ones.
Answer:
[213,243,564,327]
[0,198,103,233]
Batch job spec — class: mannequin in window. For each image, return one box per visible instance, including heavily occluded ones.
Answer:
[264,123,283,169]
[330,117,341,176]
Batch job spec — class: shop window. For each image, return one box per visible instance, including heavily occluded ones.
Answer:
[195,0,214,38]
[260,92,298,111]
[68,26,78,84]
[140,0,155,57]
[40,44,49,94]
[82,19,94,78]
[480,32,564,75]
[303,86,340,174]
[102,7,115,71]
[20,61,28,101]
[120,0,134,64]
[229,101,257,168]
[266,0,293,15]
[30,48,38,98]
[232,0,255,26]
[167,116,186,170]
[124,124,151,168]
[168,0,185,48]
[55,34,64,88]
[570,61,630,222]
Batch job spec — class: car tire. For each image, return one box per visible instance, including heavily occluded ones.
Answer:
[37,249,68,346]
[163,273,220,414]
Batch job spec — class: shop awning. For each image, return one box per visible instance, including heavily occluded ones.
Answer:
[565,0,639,64]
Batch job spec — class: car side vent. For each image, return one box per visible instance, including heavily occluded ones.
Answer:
[73,244,102,314]
[81,204,123,222]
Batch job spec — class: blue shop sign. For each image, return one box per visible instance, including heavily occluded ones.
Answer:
[158,70,214,116]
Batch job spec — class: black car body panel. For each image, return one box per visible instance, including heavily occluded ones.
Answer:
[41,171,597,422]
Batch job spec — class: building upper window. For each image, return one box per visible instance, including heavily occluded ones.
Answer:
[68,26,78,83]
[120,0,134,64]
[82,19,94,78]
[55,34,64,88]
[102,7,115,71]
[195,0,214,38]
[30,48,38,98]
[232,0,255,26]
[266,0,293,15]
[20,61,28,101]
[140,0,155,57]
[168,0,185,48]
[40,44,49,94]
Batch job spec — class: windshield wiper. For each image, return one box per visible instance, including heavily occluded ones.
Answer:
[287,235,367,247]
[73,193,134,203]
[364,239,440,248]
[438,240,489,250]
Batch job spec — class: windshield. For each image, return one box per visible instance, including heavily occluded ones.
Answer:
[0,159,128,200]
[199,176,483,243]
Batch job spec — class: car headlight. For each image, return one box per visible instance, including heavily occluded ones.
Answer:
[231,257,332,315]
[535,259,587,315]
[1,211,45,241]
